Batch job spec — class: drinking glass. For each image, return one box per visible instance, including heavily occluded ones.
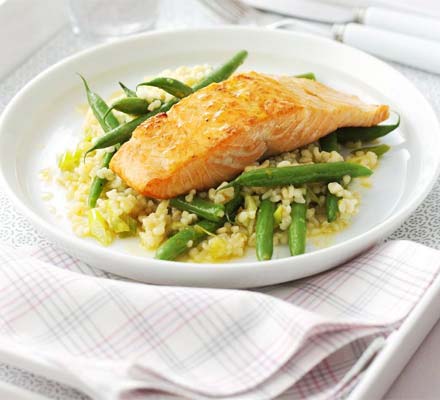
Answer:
[67,0,159,40]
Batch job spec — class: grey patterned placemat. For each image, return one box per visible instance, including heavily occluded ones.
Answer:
[1,1,440,399]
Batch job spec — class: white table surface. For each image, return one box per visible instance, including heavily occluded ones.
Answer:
[1,1,440,399]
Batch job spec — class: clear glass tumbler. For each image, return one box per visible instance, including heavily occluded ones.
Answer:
[67,0,159,40]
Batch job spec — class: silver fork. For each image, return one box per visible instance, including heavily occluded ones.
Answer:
[197,0,256,23]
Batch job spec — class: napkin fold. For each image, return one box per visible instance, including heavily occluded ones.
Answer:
[0,240,438,400]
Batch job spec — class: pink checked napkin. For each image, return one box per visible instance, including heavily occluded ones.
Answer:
[0,240,439,400]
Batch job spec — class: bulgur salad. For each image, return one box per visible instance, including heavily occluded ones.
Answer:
[48,51,399,262]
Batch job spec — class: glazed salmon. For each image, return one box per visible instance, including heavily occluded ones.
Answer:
[110,72,389,199]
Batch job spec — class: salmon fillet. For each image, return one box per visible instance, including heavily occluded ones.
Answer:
[110,72,389,199]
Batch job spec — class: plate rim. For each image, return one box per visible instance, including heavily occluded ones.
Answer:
[1,26,439,275]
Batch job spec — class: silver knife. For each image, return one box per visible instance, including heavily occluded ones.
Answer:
[270,18,440,74]
[244,0,440,42]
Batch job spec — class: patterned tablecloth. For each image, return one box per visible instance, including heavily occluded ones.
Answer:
[0,1,439,398]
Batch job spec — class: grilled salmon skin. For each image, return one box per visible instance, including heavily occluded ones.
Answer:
[110,72,389,199]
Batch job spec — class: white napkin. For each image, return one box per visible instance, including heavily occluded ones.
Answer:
[0,240,438,400]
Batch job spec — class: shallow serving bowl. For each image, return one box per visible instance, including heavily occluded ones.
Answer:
[0,27,439,288]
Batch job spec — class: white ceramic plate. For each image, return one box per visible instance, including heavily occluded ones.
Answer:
[1,27,439,288]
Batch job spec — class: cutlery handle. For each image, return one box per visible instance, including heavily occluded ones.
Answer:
[335,23,440,74]
[360,7,440,43]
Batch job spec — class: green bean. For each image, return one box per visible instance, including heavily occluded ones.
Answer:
[79,75,121,208]
[170,197,225,222]
[326,193,339,223]
[155,219,218,261]
[295,72,316,80]
[85,104,173,154]
[155,194,243,260]
[104,97,149,121]
[289,202,307,256]
[192,50,248,91]
[255,199,275,261]
[86,50,248,154]
[318,132,339,222]
[79,75,120,131]
[350,144,391,157]
[224,193,244,222]
[319,132,338,152]
[87,158,116,207]
[119,82,137,97]
[137,77,194,99]
[337,114,400,143]
[88,151,114,208]
[225,162,372,188]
